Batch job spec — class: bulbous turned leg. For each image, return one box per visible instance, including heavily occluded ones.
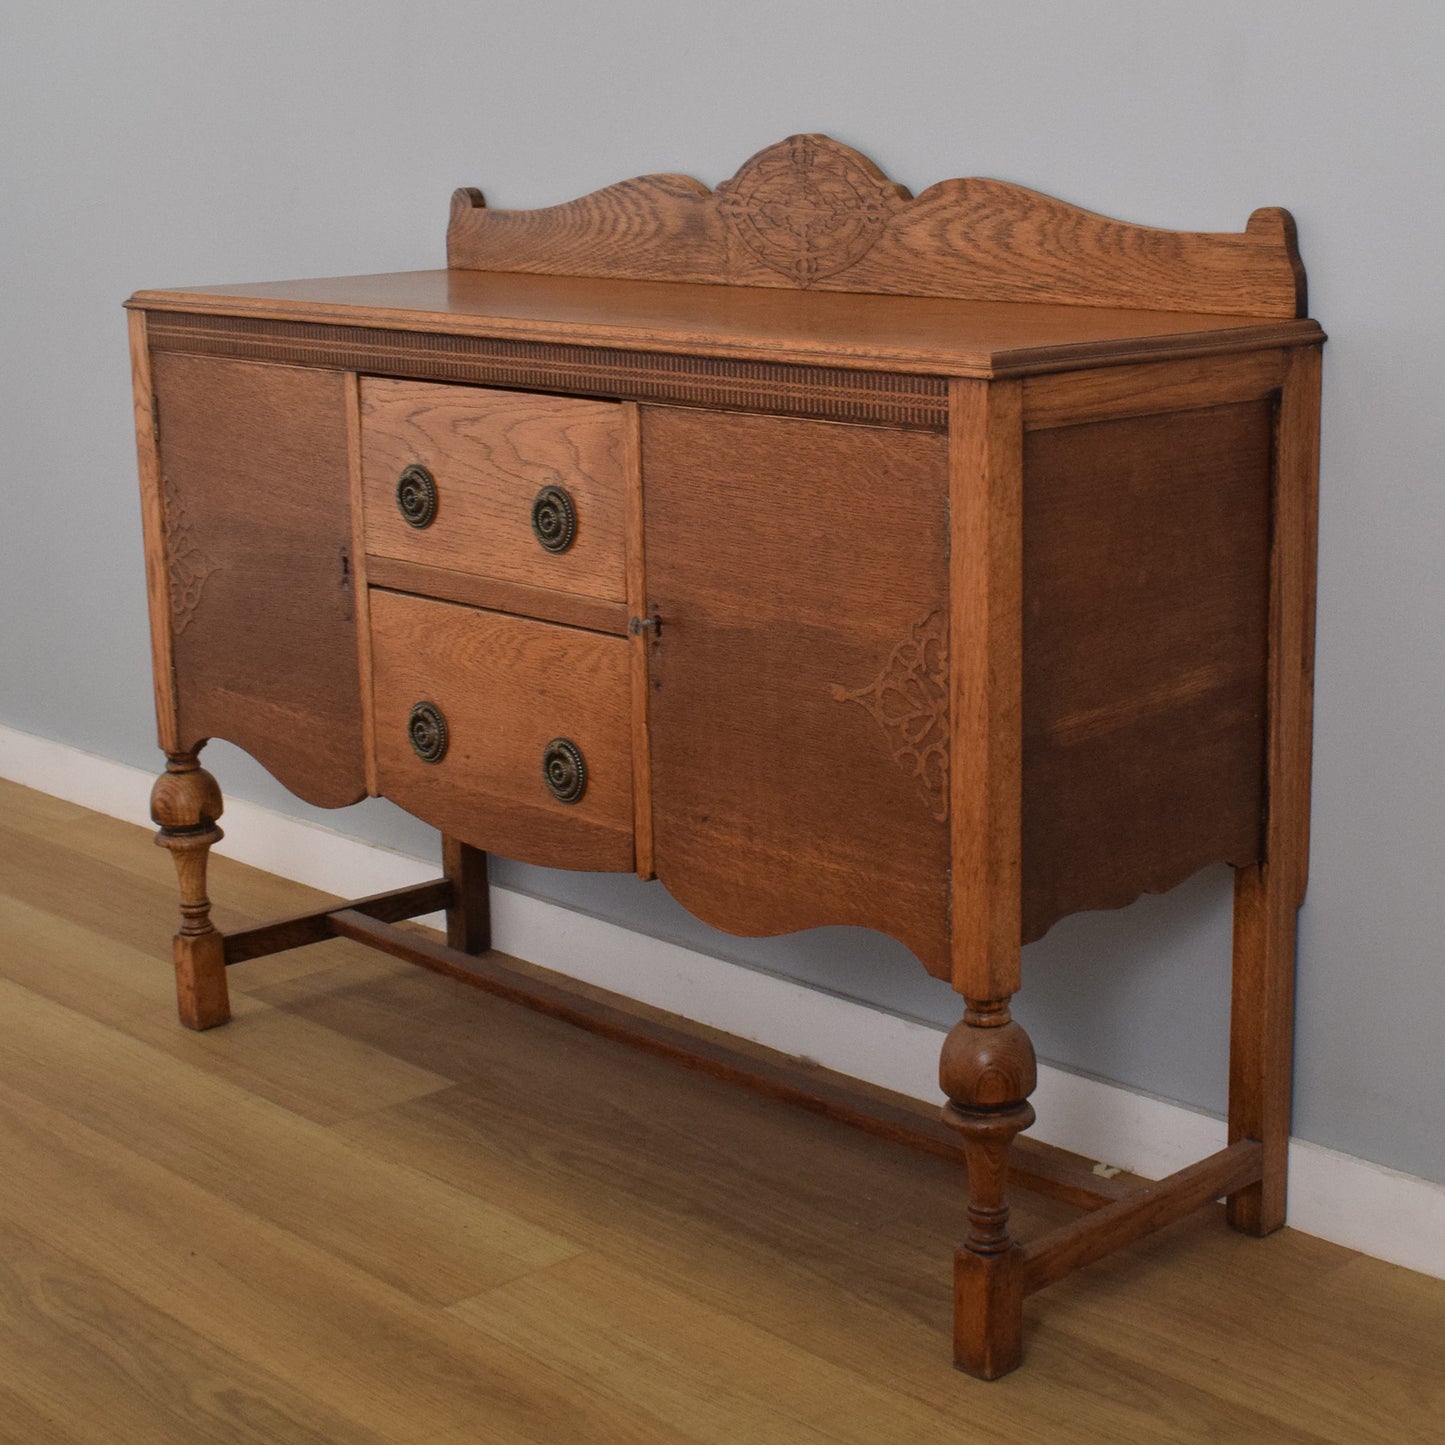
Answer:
[150,751,229,1030]
[940,999,1038,1379]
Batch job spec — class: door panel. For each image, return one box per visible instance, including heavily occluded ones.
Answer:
[153,354,365,806]
[641,407,952,977]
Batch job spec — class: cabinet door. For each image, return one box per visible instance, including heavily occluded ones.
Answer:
[151,354,365,807]
[640,407,952,977]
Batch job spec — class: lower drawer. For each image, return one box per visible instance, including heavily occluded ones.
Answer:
[369,590,634,871]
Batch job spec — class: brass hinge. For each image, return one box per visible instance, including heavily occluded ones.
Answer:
[151,394,161,443]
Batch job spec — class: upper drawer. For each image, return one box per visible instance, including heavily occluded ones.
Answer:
[359,379,626,601]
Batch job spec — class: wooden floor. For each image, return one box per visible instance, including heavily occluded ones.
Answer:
[1,778,1442,1444]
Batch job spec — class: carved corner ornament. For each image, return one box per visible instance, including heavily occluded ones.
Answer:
[830,611,948,822]
[715,134,907,285]
[162,473,218,634]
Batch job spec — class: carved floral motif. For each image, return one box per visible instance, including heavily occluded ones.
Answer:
[162,473,218,634]
[830,611,948,822]
[716,134,903,285]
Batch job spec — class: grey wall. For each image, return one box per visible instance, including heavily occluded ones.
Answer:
[3,1,1441,1183]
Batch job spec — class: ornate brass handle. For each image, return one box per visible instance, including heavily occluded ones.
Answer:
[531,484,577,553]
[541,737,586,803]
[396,464,438,529]
[407,701,448,764]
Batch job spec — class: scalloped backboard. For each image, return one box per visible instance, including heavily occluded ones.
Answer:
[446,134,1306,319]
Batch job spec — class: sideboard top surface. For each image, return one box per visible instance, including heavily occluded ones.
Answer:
[128,268,1321,379]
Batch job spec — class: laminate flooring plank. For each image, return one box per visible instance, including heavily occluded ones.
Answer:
[338,1091,1329,1443]
[4,778,1445,1442]
[1017,1184,1445,1433]
[0,775,310,928]
[0,778,420,991]
[451,1251,1014,1445]
[0,894,451,1124]
[312,983,1440,1442]
[0,1077,685,1445]
[0,1377,92,1445]
[0,780,360,990]
[0,1219,396,1445]
[0,977,579,1306]
[0,888,267,1023]
[1040,1226,1445,1441]
[257,964,1049,1243]
[0,808,203,960]
[0,779,95,830]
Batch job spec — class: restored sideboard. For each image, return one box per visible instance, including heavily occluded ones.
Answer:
[128,135,1323,1378]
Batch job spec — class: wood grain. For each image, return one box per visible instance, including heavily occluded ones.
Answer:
[344,370,379,795]
[1022,349,1287,430]
[151,354,366,808]
[8,780,1441,1443]
[0,891,449,1131]
[1019,401,1273,941]
[622,402,656,878]
[1227,344,1323,1234]
[127,310,179,754]
[447,135,1307,318]
[640,405,952,975]
[0,1050,670,1443]
[1021,1142,1262,1294]
[134,276,1323,384]
[221,878,454,965]
[0,973,577,1299]
[369,591,633,871]
[450,1252,958,1445]
[1272,345,1324,909]
[321,908,1128,1212]
[442,837,490,956]
[941,1015,1036,1376]
[364,554,630,635]
[949,379,1024,998]
[150,751,228,1030]
[359,378,626,600]
[0,1213,399,1445]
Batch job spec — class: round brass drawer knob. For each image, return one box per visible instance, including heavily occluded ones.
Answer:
[407,701,449,764]
[531,484,577,553]
[542,737,586,804]
[396,464,438,529]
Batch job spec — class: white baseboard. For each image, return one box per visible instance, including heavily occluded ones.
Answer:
[3,722,1441,1281]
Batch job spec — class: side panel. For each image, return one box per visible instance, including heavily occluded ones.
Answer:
[1020,400,1272,939]
[152,353,366,806]
[641,407,951,977]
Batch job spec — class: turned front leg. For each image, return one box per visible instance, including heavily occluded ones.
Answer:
[150,750,229,1030]
[940,999,1038,1379]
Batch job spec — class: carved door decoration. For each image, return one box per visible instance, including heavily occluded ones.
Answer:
[639,405,952,976]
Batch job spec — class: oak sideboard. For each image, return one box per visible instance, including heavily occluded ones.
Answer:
[128,135,1323,1378]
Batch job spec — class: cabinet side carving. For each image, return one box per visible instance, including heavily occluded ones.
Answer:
[830,610,949,822]
[161,472,219,634]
